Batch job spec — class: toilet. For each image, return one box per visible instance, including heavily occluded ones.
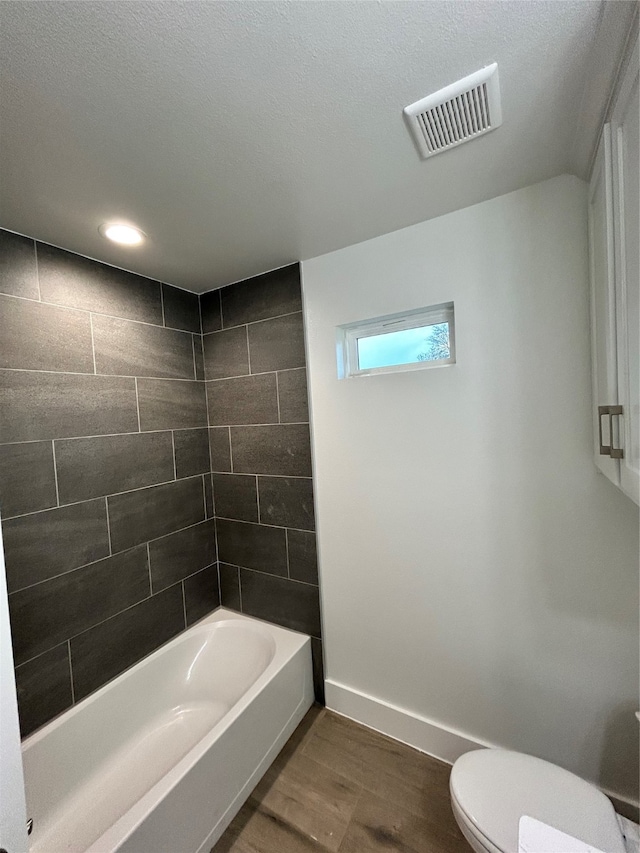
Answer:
[450,749,627,853]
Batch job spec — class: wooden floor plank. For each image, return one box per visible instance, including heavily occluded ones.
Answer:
[338,791,470,853]
[249,751,361,851]
[212,707,470,853]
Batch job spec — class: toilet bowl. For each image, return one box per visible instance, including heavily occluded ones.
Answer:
[450,749,626,853]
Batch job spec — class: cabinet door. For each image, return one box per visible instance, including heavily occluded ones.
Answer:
[612,36,639,505]
[588,125,620,486]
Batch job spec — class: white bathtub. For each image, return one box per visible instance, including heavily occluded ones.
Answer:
[21,608,314,853]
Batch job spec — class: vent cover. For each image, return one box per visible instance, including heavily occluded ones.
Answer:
[404,63,502,159]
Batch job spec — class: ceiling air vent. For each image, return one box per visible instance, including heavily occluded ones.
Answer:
[404,63,502,159]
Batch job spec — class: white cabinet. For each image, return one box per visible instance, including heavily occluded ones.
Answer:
[589,34,639,505]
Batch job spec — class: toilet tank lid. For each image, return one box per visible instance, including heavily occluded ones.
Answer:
[449,749,625,853]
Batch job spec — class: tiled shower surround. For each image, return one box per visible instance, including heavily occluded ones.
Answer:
[0,228,322,737]
[201,267,323,702]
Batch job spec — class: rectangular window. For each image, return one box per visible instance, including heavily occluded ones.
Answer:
[337,302,455,378]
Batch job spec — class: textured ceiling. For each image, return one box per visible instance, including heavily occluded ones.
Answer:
[0,1,635,292]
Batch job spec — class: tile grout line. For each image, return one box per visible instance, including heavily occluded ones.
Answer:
[202,421,310,428]
[160,284,166,327]
[0,289,193,332]
[207,308,302,335]
[275,372,282,423]
[181,581,188,628]
[34,242,42,302]
[51,440,61,507]
[104,496,113,555]
[285,528,291,578]
[237,565,243,612]
[170,430,177,480]
[2,473,311,523]
[67,641,76,704]
[15,579,194,670]
[89,314,98,375]
[220,561,319,590]
[134,377,142,431]
[147,542,153,595]
[200,474,207,517]
[191,335,197,380]
[228,426,234,473]
[202,366,306,384]
[216,516,314,534]
[255,475,261,524]
[0,365,210,381]
[245,324,252,375]
[8,513,213,596]
[0,427,208,449]
[4,475,208,522]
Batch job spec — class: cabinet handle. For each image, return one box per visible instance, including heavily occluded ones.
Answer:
[598,405,624,458]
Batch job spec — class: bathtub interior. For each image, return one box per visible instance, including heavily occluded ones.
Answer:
[22,613,284,853]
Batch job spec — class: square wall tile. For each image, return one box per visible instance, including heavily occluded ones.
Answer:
[203,326,249,380]
[258,476,315,530]
[207,374,278,426]
[0,230,38,299]
[216,518,287,576]
[174,428,210,478]
[240,569,321,637]
[0,441,57,518]
[230,424,312,476]
[162,284,201,333]
[137,378,207,431]
[220,265,301,327]
[212,473,258,522]
[148,519,216,592]
[0,295,94,373]
[248,312,306,373]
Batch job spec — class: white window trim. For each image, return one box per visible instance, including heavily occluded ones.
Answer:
[337,302,456,379]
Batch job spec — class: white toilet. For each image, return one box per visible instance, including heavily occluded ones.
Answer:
[450,749,627,853]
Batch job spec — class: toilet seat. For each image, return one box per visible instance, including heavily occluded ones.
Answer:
[449,749,626,853]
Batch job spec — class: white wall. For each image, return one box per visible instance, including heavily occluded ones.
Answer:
[302,175,639,807]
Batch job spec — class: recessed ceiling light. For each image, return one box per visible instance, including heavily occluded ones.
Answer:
[99,222,146,246]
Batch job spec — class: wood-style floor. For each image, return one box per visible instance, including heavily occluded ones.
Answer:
[212,706,471,853]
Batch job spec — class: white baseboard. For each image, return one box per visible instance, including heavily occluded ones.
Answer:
[325,678,640,823]
[325,678,491,765]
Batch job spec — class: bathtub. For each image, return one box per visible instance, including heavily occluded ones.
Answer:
[21,608,314,853]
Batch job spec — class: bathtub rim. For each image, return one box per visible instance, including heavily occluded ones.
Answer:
[22,607,304,752]
[22,607,313,853]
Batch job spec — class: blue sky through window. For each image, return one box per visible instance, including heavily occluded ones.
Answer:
[357,322,449,370]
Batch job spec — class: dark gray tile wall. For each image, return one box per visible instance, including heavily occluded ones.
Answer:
[0,230,219,736]
[2,236,324,734]
[202,264,323,702]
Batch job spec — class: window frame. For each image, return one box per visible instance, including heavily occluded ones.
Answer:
[337,302,456,379]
